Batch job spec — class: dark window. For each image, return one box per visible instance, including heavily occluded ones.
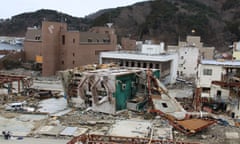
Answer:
[149,63,153,68]
[73,61,75,64]
[143,63,147,68]
[62,35,65,45]
[126,61,129,67]
[137,62,141,67]
[73,38,75,43]
[203,69,212,75]
[61,61,64,65]
[155,64,159,69]
[162,103,168,108]
[131,61,135,67]
[73,53,75,57]
[103,39,110,43]
[35,36,40,40]
[88,38,92,42]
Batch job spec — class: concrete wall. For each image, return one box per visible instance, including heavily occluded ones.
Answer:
[178,47,199,78]
[121,37,136,51]
[199,47,214,60]
[24,41,41,61]
[198,64,223,88]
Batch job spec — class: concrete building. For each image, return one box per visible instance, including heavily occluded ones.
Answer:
[168,36,215,78]
[60,67,160,114]
[99,42,178,84]
[121,37,136,51]
[197,59,240,118]
[178,46,199,78]
[233,41,240,60]
[24,21,117,76]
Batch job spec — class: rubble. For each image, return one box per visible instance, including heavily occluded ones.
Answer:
[1,67,240,144]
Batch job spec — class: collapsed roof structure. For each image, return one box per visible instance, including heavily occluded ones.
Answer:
[59,64,216,143]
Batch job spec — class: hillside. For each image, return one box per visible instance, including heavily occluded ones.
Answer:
[0,0,240,51]
[0,9,89,36]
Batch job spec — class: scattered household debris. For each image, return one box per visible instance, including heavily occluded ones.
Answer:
[1,66,240,144]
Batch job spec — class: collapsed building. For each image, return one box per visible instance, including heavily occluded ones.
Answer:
[60,65,216,138]
[60,65,160,114]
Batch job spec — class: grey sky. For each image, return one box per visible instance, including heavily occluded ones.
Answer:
[0,0,146,19]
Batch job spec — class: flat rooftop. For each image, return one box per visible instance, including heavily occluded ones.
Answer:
[100,51,177,62]
[201,59,240,68]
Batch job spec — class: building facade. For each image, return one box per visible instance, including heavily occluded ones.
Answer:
[197,60,240,118]
[168,36,215,79]
[99,42,178,84]
[24,21,117,76]
[233,41,240,60]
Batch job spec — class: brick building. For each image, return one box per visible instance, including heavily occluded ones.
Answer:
[24,21,117,76]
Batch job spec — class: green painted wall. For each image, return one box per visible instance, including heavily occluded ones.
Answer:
[115,73,137,111]
[114,69,160,111]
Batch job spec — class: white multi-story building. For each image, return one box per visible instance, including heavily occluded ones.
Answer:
[197,59,240,118]
[168,36,215,78]
[178,46,199,78]
[99,42,178,84]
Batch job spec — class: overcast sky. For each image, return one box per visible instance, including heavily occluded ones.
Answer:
[0,0,147,19]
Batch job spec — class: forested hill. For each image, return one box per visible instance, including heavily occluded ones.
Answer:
[0,0,240,51]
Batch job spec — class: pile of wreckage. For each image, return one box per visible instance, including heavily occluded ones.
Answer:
[0,73,62,112]
[59,64,217,143]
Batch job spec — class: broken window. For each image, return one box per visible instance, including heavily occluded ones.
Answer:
[162,103,168,108]
[216,90,221,99]
[202,87,210,93]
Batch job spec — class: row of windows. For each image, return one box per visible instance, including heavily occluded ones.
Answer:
[61,35,110,45]
[119,61,160,69]
[88,38,110,43]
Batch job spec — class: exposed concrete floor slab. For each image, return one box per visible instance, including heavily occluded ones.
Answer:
[108,119,151,138]
[37,125,65,136]
[0,116,34,137]
[37,97,67,114]
[0,137,70,144]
